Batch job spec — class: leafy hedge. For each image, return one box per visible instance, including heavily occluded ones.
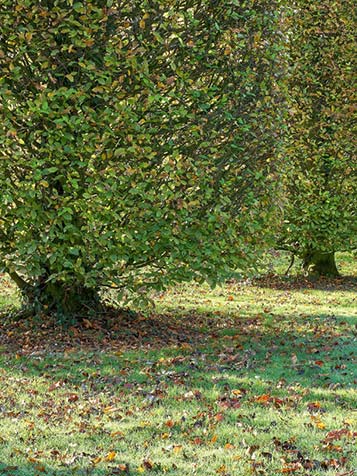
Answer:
[0,1,283,313]
[280,0,356,272]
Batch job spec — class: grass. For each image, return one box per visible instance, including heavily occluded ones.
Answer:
[0,254,356,475]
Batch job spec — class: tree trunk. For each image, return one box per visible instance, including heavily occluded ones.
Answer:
[303,251,339,277]
[22,279,102,320]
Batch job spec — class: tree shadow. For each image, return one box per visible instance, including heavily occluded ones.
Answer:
[252,274,357,292]
[0,461,184,476]
[0,463,108,476]
[0,308,355,394]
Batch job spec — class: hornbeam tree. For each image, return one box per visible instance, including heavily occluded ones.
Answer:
[280,0,356,276]
[0,0,283,317]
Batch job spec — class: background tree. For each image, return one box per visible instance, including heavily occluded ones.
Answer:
[0,0,283,317]
[280,0,356,276]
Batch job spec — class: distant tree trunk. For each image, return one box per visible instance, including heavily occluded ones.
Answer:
[303,251,339,277]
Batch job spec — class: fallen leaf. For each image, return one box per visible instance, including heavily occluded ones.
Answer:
[116,463,130,473]
[34,464,46,472]
[281,462,302,473]
[105,451,117,461]
[216,465,227,474]
[173,445,182,454]
[215,412,224,422]
[255,394,270,404]
[143,459,154,470]
[192,437,203,445]
[67,393,79,403]
[224,443,235,450]
[110,430,125,438]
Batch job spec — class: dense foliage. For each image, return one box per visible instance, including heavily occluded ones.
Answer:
[280,0,356,276]
[0,0,283,315]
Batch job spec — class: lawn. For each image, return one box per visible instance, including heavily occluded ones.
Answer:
[0,253,356,475]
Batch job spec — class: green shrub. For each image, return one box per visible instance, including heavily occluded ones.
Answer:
[0,0,283,316]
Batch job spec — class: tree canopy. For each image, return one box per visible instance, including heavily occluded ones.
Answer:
[280,0,356,276]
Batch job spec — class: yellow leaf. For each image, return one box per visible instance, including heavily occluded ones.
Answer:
[216,465,227,474]
[137,466,145,473]
[104,405,120,414]
[173,445,182,454]
[232,389,242,396]
[139,420,150,428]
[139,19,145,29]
[105,451,116,461]
[65,73,74,82]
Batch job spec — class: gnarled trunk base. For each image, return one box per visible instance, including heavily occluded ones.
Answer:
[303,251,339,277]
[23,280,102,320]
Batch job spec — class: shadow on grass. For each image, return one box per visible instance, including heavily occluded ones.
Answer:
[252,274,357,292]
[0,462,186,476]
[0,463,110,476]
[0,308,355,398]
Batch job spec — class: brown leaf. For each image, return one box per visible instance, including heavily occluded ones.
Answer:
[214,412,224,422]
[115,463,130,473]
[323,429,355,442]
[143,459,154,470]
[192,437,203,445]
[281,463,302,473]
[67,393,79,403]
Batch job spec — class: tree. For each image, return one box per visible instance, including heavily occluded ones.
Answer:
[0,0,283,317]
[280,0,356,276]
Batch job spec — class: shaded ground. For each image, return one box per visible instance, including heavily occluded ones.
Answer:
[253,274,357,292]
[0,307,205,355]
